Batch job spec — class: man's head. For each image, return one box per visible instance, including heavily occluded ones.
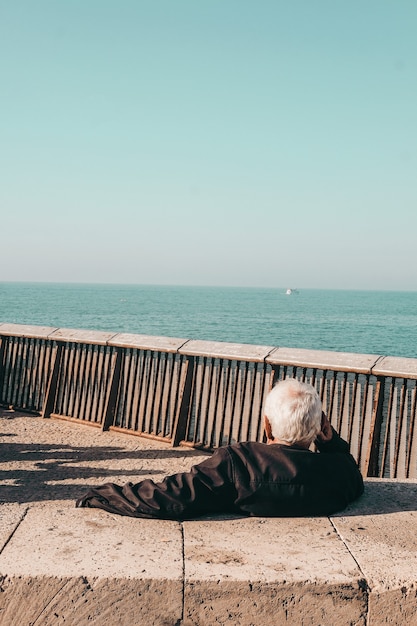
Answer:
[263,378,322,448]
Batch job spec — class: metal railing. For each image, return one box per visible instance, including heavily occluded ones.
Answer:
[1,323,416,479]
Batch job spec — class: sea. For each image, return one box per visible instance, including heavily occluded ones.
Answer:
[0,282,416,359]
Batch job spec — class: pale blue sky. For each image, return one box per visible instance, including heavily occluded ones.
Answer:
[1,1,416,289]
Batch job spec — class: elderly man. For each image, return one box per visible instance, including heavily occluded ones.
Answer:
[76,378,364,518]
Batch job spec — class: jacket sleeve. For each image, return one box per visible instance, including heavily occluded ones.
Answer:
[315,427,364,502]
[315,427,351,454]
[76,447,237,519]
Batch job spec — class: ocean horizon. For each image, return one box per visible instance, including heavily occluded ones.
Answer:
[1,282,416,359]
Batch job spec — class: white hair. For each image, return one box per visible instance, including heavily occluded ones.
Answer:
[264,378,322,446]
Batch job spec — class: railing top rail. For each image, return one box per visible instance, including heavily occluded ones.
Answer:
[2,322,417,378]
[0,323,59,339]
[372,356,417,379]
[48,328,118,346]
[178,339,275,362]
[266,347,382,374]
[108,333,188,353]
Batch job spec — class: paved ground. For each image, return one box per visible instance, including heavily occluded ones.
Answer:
[0,407,209,507]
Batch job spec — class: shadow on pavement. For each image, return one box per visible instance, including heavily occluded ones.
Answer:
[332,480,417,517]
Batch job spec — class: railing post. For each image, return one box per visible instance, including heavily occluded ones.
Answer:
[365,377,385,477]
[42,342,64,418]
[0,335,7,405]
[172,356,195,447]
[102,347,123,431]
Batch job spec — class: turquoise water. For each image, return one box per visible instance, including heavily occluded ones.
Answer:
[0,282,416,358]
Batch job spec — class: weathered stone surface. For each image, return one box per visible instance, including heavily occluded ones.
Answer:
[0,503,27,550]
[332,479,417,626]
[109,332,188,352]
[371,356,417,379]
[0,576,180,626]
[267,347,381,373]
[183,579,367,626]
[183,516,367,625]
[0,323,58,338]
[0,506,183,579]
[0,506,183,626]
[179,339,274,362]
[48,328,117,345]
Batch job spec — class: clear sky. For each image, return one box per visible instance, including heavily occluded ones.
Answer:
[1,1,416,290]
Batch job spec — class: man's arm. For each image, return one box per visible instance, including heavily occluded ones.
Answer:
[314,412,364,502]
[76,447,236,519]
[315,412,350,454]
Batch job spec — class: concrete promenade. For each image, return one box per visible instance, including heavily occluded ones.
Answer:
[0,409,416,626]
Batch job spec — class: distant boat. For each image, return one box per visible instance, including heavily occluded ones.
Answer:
[285,288,299,295]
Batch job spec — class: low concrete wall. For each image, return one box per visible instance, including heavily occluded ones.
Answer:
[0,482,416,626]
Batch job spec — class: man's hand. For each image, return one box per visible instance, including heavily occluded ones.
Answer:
[317,412,333,443]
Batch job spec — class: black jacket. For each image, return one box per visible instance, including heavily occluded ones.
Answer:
[76,429,364,519]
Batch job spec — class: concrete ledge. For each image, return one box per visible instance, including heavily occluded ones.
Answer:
[266,347,381,374]
[2,491,417,625]
[3,323,417,380]
[48,328,118,345]
[371,356,417,379]
[0,323,59,338]
[183,516,367,625]
[0,508,182,626]
[332,480,417,625]
[178,339,275,362]
[108,332,188,352]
